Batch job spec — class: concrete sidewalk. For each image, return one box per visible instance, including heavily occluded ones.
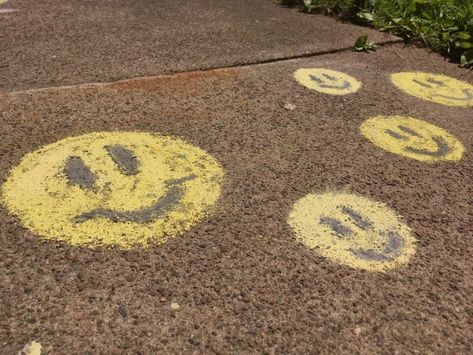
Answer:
[1,43,472,353]
[1,1,472,353]
[0,0,397,91]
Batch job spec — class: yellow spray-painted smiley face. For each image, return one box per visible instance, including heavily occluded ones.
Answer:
[288,192,416,272]
[360,116,464,163]
[391,72,473,107]
[1,132,224,249]
[294,68,362,95]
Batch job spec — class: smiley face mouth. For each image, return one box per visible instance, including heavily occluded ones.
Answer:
[73,175,196,223]
[432,89,473,101]
[385,125,452,158]
[320,206,404,262]
[350,231,404,261]
[403,135,451,157]
[309,73,350,90]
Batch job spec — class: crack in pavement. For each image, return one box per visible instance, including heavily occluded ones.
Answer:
[0,39,402,96]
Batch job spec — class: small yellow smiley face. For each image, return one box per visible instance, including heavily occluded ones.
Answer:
[288,192,416,272]
[360,116,464,163]
[294,68,361,95]
[391,72,473,107]
[1,132,224,249]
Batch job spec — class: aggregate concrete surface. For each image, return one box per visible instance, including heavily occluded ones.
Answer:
[0,0,397,91]
[1,43,472,353]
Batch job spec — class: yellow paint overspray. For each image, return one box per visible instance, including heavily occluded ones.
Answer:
[19,341,42,355]
[294,68,361,95]
[288,191,416,272]
[391,72,473,107]
[360,115,464,162]
[1,132,224,249]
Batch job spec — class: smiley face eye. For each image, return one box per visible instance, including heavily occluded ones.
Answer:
[398,125,421,137]
[322,73,337,81]
[320,206,372,237]
[309,74,325,85]
[309,73,340,84]
[413,77,447,88]
[65,145,139,189]
[385,125,421,141]
[309,74,350,89]
[106,145,139,175]
[65,156,96,189]
[340,206,372,230]
[320,216,353,236]
[427,77,446,86]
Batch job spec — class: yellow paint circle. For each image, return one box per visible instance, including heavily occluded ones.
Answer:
[294,68,361,95]
[360,115,464,162]
[1,132,224,249]
[288,192,416,272]
[391,72,473,107]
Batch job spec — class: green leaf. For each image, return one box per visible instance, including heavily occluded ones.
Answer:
[358,11,375,22]
[354,35,368,50]
[460,49,473,66]
[353,35,377,52]
[455,32,471,40]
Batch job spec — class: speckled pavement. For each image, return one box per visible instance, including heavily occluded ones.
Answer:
[1,1,472,353]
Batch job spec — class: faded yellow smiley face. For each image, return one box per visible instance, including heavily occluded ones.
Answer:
[294,68,362,95]
[1,132,224,249]
[288,191,416,272]
[360,116,464,162]
[391,72,473,107]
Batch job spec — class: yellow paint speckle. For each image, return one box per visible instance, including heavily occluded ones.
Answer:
[288,191,416,272]
[391,72,473,107]
[19,341,42,355]
[360,115,464,162]
[1,132,224,249]
[294,68,361,95]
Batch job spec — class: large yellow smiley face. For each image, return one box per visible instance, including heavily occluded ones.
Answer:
[288,192,416,272]
[1,132,224,249]
[391,72,473,107]
[360,116,464,163]
[294,68,361,95]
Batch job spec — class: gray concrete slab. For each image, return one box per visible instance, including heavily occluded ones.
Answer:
[0,0,398,91]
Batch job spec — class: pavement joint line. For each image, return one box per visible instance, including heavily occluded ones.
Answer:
[1,38,402,96]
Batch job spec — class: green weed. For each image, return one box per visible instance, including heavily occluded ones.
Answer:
[353,35,377,51]
[297,0,473,66]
